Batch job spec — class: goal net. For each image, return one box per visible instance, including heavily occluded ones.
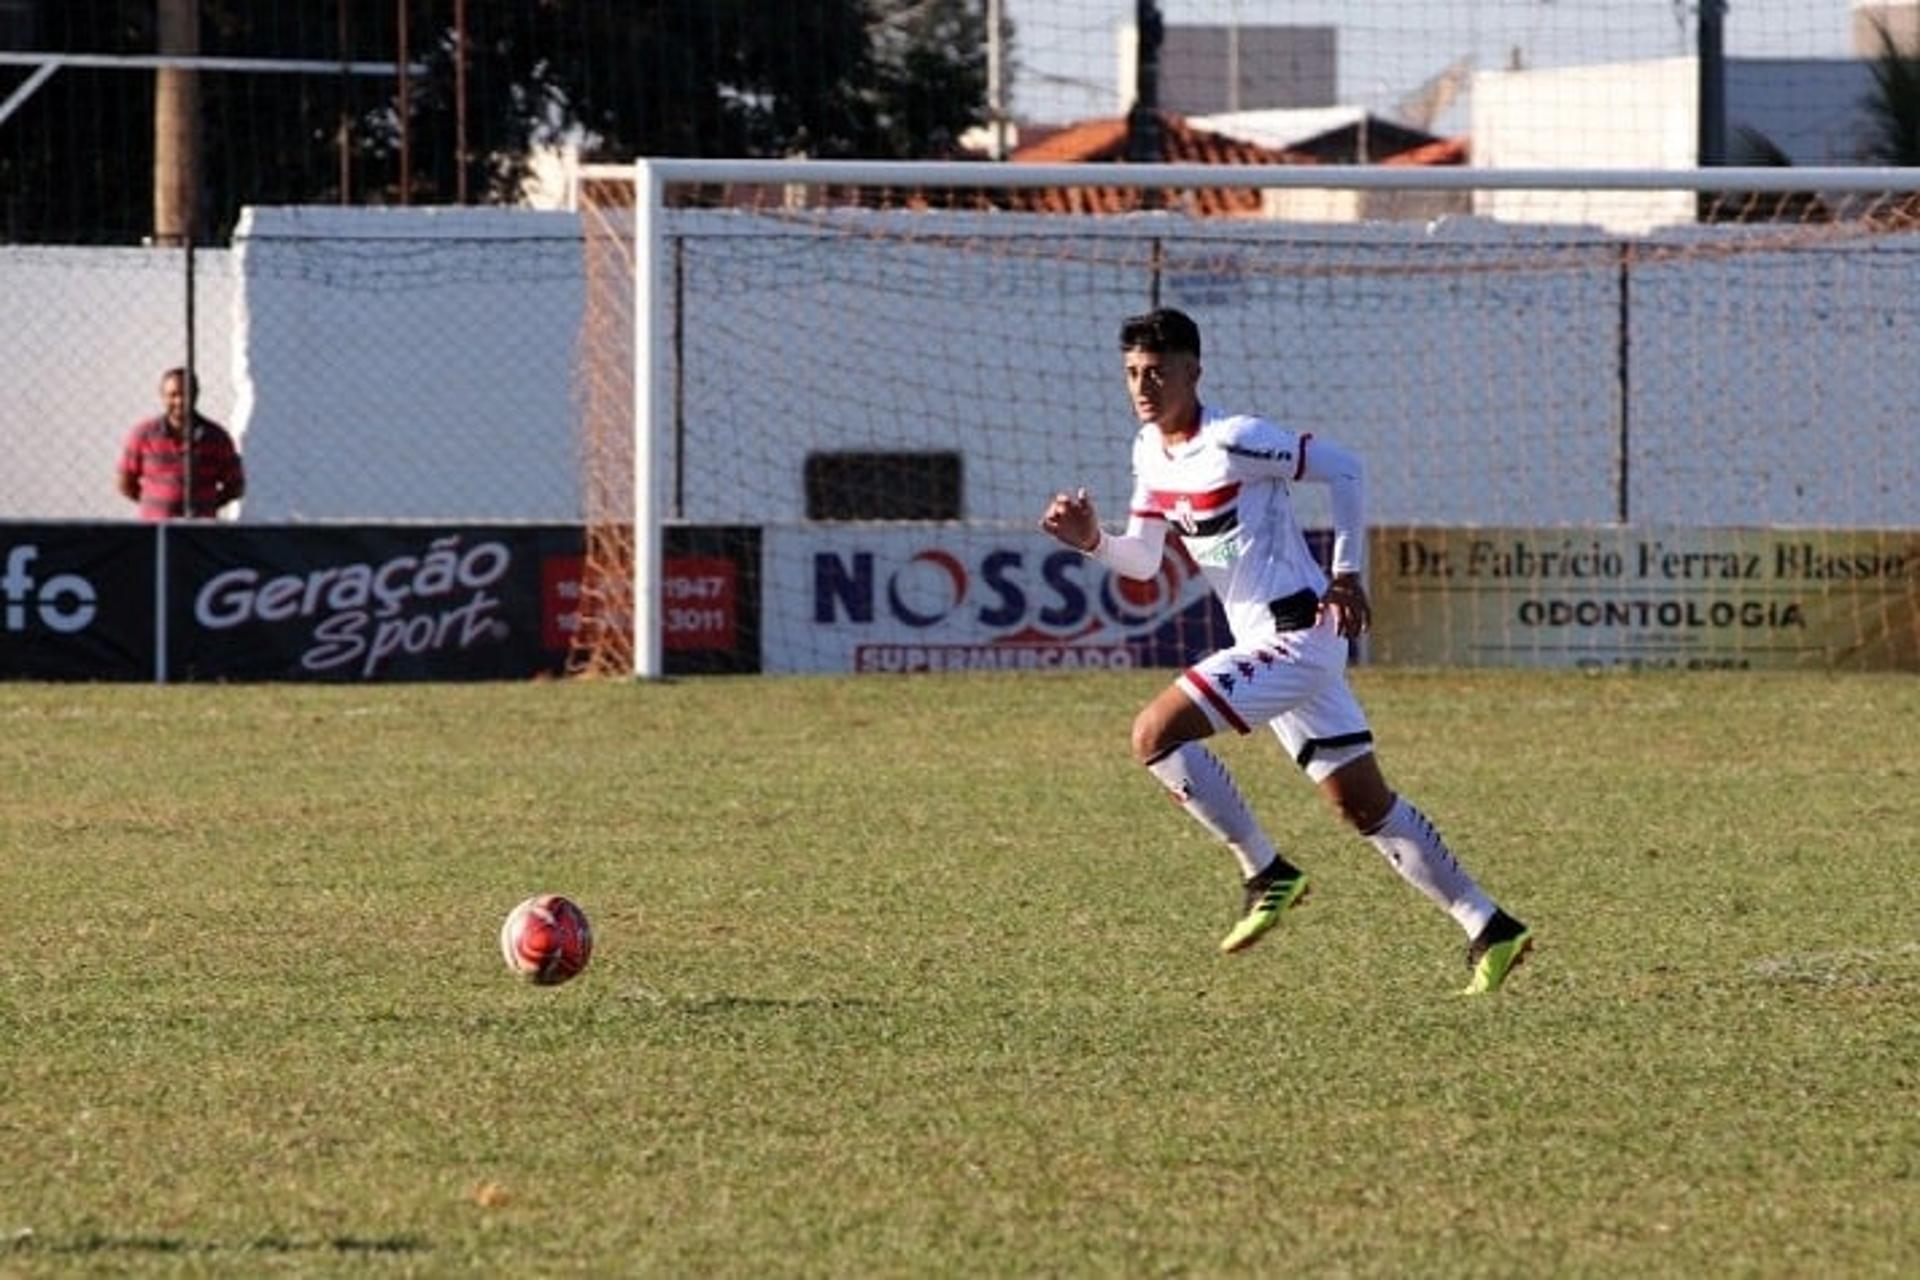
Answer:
[572,161,1920,678]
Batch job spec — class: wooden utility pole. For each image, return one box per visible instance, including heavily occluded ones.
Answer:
[1127,1,1163,163]
[338,2,353,203]
[154,0,199,243]
[1698,0,1727,165]
[455,0,469,202]
[397,0,411,204]
[986,0,1007,160]
[1127,1,1164,210]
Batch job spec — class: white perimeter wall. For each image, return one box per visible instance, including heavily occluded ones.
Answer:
[667,209,1918,530]
[0,246,238,520]
[231,206,586,520]
[7,204,1917,530]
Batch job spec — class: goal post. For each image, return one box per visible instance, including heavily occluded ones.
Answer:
[573,161,1920,679]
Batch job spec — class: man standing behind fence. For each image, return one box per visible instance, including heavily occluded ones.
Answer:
[117,367,245,520]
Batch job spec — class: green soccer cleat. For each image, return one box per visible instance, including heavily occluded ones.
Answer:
[1461,910,1533,995]
[1218,862,1309,955]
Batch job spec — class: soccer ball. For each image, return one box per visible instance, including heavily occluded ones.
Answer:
[499,894,593,986]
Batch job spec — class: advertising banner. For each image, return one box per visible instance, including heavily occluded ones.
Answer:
[663,525,762,676]
[168,524,584,681]
[1370,526,1920,670]
[534,526,762,676]
[762,525,1232,674]
[0,523,156,680]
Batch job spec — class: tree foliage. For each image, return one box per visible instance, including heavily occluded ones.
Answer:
[0,0,995,243]
[1861,19,1920,166]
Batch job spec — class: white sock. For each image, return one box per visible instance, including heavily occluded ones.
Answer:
[1144,742,1278,879]
[1364,797,1496,937]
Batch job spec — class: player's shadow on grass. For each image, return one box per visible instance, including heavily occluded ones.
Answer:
[42,1233,428,1257]
[619,988,881,1017]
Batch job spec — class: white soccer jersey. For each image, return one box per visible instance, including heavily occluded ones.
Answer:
[1124,406,1363,645]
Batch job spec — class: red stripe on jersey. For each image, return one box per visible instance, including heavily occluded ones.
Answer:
[1143,481,1240,514]
[1129,509,1167,521]
[1181,668,1252,735]
[1294,433,1312,482]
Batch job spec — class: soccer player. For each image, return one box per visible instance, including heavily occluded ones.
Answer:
[1040,307,1531,994]
[117,367,246,520]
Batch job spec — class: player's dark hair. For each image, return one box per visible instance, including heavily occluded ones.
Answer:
[1119,308,1201,357]
[161,367,200,397]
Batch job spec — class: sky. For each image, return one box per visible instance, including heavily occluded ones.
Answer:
[1004,1,1864,126]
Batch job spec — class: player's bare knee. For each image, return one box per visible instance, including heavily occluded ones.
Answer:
[1132,688,1206,764]
[1321,760,1395,831]
[1131,709,1173,765]
[1333,789,1394,832]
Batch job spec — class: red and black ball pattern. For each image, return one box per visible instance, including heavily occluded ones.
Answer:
[500,894,593,986]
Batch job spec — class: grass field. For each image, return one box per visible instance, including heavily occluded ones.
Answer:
[1,670,1916,1276]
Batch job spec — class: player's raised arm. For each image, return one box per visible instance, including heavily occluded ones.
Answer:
[1039,486,1166,580]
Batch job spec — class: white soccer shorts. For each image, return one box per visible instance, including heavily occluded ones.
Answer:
[1176,613,1375,782]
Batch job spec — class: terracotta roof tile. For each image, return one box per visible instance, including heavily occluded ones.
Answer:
[1005,110,1314,217]
[1382,136,1469,166]
[1014,118,1131,164]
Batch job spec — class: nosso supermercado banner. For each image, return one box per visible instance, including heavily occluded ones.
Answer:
[1368,526,1918,671]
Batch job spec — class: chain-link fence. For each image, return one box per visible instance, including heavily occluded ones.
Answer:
[4,243,232,519]
[4,208,589,523]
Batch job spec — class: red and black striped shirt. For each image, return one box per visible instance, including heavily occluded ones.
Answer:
[119,415,245,520]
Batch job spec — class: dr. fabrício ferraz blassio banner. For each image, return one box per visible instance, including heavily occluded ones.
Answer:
[168,525,582,681]
[1368,526,1918,670]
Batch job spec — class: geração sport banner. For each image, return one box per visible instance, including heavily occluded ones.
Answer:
[167,524,587,681]
[1368,526,1919,671]
[0,521,763,681]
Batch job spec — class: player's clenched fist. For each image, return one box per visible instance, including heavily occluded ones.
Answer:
[1040,486,1100,552]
